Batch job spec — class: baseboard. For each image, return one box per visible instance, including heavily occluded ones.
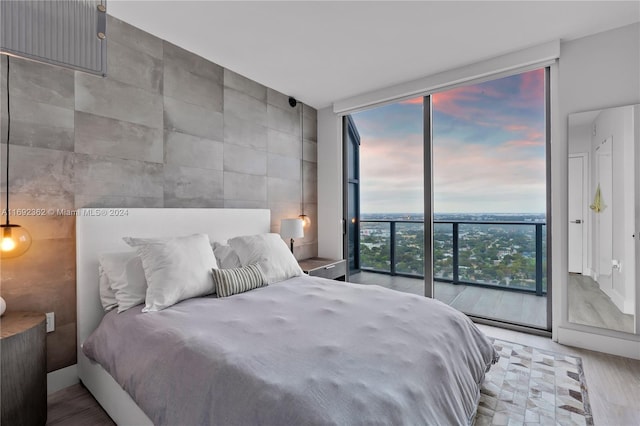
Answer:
[623,298,635,316]
[47,364,79,394]
[557,326,640,360]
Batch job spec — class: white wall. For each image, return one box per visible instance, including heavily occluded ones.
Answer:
[317,107,343,260]
[568,123,591,154]
[558,22,639,357]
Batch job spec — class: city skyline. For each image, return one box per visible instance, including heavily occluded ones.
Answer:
[351,69,546,215]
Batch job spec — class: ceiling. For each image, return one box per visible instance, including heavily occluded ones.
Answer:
[108,1,640,109]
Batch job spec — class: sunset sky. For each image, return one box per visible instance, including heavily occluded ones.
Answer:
[350,69,546,214]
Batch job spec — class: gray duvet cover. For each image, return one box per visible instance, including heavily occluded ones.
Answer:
[83,276,498,426]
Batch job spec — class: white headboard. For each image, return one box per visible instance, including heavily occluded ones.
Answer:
[76,208,271,347]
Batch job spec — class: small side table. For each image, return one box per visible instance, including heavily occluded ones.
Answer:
[299,258,347,281]
[1,311,47,426]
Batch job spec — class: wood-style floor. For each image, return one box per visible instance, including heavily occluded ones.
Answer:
[350,271,548,328]
[47,383,114,425]
[47,324,640,426]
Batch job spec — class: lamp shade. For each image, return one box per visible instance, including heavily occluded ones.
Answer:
[280,218,304,239]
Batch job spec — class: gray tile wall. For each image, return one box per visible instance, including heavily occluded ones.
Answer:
[0,15,317,371]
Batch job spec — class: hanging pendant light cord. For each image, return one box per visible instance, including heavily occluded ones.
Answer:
[4,56,10,226]
[300,103,304,217]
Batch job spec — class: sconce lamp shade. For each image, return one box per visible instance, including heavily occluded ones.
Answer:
[280,218,304,239]
[0,224,32,258]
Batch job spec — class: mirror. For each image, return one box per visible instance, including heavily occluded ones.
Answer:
[568,105,638,334]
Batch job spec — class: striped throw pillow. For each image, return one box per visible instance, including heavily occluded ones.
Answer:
[212,264,266,298]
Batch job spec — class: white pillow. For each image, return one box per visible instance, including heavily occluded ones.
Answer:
[212,242,242,269]
[98,265,118,312]
[124,233,218,312]
[98,252,147,313]
[228,233,302,284]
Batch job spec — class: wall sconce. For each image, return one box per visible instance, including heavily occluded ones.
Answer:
[1,55,32,259]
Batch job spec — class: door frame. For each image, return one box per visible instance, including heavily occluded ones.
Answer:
[425,66,552,333]
[342,115,361,280]
[423,95,433,298]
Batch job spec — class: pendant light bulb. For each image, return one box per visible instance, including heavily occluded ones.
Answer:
[299,214,311,228]
[0,225,32,258]
[1,235,16,251]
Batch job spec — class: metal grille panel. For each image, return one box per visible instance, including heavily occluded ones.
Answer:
[0,0,106,75]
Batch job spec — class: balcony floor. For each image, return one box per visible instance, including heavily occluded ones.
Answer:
[349,271,547,329]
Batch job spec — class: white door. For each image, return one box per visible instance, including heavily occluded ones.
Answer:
[568,155,585,273]
[595,138,613,291]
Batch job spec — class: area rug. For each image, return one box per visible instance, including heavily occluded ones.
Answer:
[474,338,593,426]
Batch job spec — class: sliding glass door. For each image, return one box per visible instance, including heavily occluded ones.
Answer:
[343,67,550,331]
[431,69,549,329]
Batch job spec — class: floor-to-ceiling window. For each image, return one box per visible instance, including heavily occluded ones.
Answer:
[347,67,550,331]
[347,97,424,285]
[432,69,548,329]
[344,115,361,275]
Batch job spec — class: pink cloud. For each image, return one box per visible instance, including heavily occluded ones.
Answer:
[357,134,546,213]
[501,139,545,149]
[432,85,505,120]
[432,96,478,120]
[505,68,545,109]
[498,123,544,141]
[399,97,423,105]
[362,141,421,172]
[432,69,545,131]
[432,137,546,211]
[519,69,544,101]
[505,124,529,132]
[359,134,424,191]
[353,69,546,213]
[527,130,544,141]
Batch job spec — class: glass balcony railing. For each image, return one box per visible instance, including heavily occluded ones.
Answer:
[359,219,547,296]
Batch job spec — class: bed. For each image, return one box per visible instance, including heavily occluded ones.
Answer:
[77,208,498,425]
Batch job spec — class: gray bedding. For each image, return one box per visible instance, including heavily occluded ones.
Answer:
[83,276,498,426]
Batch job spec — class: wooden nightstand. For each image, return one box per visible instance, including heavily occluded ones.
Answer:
[1,311,47,426]
[299,258,347,281]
